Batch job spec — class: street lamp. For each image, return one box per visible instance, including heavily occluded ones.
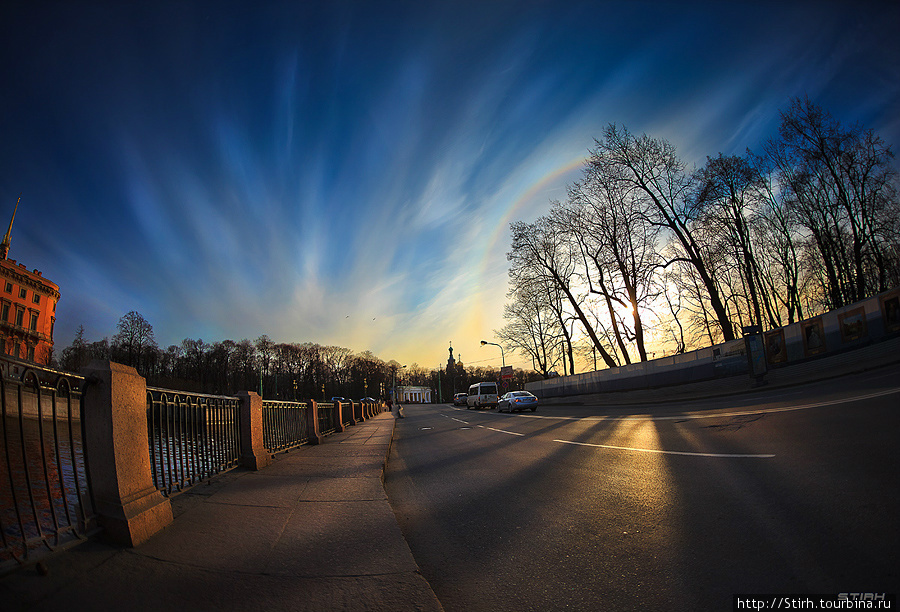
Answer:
[480,340,505,367]
[392,364,406,405]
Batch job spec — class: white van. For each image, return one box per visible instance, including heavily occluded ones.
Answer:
[466,382,499,409]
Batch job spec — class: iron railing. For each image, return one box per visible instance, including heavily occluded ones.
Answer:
[1,357,97,575]
[146,387,241,497]
[261,400,310,454]
[342,402,354,427]
[317,402,336,435]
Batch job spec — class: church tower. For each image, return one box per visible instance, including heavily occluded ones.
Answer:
[446,342,457,394]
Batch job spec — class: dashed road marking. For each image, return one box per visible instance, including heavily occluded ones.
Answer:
[477,425,524,437]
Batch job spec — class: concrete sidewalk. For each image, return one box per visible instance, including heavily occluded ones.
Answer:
[2,412,443,612]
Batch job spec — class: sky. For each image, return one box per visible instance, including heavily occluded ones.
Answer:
[1,1,898,373]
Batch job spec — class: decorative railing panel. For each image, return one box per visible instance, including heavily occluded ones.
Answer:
[1,357,96,575]
[146,388,241,497]
[342,402,354,426]
[317,402,336,436]
[262,400,310,454]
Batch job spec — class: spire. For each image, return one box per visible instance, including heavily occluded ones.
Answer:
[0,194,20,260]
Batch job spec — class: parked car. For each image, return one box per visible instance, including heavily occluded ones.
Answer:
[453,392,467,406]
[497,390,538,413]
[330,396,347,404]
[467,382,499,409]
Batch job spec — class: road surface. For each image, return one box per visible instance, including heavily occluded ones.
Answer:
[384,366,899,611]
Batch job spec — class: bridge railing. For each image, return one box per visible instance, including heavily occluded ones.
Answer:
[262,399,310,454]
[1,356,98,576]
[317,402,337,436]
[146,387,242,497]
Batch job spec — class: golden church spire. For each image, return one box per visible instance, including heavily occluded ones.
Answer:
[1,194,20,260]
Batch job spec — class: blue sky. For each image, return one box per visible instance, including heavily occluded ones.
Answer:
[1,1,898,371]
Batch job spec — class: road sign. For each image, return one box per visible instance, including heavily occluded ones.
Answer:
[500,365,513,380]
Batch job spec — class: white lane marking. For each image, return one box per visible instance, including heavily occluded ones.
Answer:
[449,417,469,424]
[554,439,775,458]
[477,425,524,437]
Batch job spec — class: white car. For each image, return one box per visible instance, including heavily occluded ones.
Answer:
[497,391,538,413]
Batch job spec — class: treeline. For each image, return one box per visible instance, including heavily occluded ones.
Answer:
[56,311,540,400]
[502,97,899,377]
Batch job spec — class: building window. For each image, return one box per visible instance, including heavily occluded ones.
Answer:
[15,308,24,327]
[30,312,38,331]
[1,302,8,322]
[19,288,27,300]
[4,282,11,293]
[27,345,35,362]
[33,293,40,304]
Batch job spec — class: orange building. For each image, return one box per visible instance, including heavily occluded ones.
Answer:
[0,199,60,365]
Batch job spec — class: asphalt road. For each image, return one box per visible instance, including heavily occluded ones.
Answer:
[384,366,900,611]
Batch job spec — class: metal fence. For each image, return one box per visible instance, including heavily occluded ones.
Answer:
[146,387,241,497]
[342,402,354,427]
[1,357,97,575]
[262,400,310,454]
[317,402,337,436]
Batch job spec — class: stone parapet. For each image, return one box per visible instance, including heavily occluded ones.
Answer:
[80,360,173,547]
[237,391,272,470]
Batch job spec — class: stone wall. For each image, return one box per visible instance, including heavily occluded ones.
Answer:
[527,286,900,399]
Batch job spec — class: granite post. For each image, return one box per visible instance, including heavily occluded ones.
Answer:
[237,391,272,470]
[80,360,173,547]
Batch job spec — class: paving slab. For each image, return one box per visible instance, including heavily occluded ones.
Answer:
[264,501,420,576]
[263,456,388,479]
[298,476,388,502]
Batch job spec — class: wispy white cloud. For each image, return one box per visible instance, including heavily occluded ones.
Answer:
[4,1,895,372]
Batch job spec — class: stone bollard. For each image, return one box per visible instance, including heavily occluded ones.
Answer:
[307,399,323,445]
[80,360,173,547]
[237,391,272,470]
[334,401,345,433]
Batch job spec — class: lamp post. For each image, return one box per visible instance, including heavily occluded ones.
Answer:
[392,364,406,405]
[480,340,505,367]
[436,365,442,404]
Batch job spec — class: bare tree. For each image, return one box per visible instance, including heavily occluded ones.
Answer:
[592,125,736,341]
[694,153,779,331]
[749,152,807,324]
[767,97,899,308]
[111,311,157,373]
[508,217,618,368]
[562,153,662,362]
[60,324,90,372]
[496,282,564,378]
